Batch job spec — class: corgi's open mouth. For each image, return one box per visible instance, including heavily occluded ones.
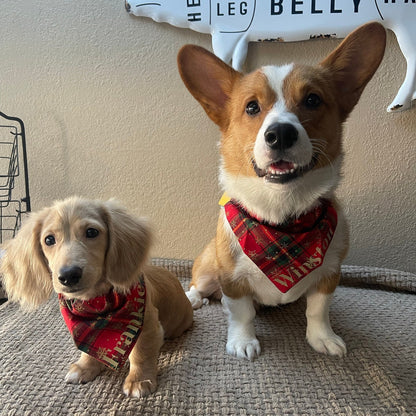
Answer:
[252,157,317,184]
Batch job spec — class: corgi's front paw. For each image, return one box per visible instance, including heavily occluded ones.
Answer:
[226,336,261,361]
[186,286,209,309]
[65,362,103,384]
[307,332,347,357]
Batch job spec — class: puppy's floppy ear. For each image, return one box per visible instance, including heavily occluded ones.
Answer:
[177,44,241,130]
[0,208,53,309]
[320,22,386,120]
[103,200,152,292]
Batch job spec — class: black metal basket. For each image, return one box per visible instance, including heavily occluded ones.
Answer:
[0,112,31,243]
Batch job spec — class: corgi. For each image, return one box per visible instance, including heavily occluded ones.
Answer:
[177,22,386,360]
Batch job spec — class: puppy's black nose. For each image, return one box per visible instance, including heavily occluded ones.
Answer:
[264,122,298,151]
[58,266,82,287]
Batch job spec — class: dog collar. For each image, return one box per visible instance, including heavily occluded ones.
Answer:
[222,197,337,293]
[59,275,146,370]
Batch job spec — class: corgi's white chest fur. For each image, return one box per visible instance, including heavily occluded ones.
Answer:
[221,201,348,306]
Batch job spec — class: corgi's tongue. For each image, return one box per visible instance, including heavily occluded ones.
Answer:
[268,161,296,174]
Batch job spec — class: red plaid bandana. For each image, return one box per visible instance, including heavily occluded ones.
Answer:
[224,199,337,293]
[59,276,146,370]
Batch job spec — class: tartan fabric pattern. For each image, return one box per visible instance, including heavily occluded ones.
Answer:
[59,275,146,370]
[224,199,337,293]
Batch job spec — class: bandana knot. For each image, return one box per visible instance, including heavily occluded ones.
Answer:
[224,199,337,293]
[59,275,146,370]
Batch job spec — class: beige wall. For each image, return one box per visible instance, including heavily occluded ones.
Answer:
[0,1,415,272]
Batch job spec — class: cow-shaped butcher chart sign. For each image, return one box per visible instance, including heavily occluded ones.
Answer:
[126,0,416,112]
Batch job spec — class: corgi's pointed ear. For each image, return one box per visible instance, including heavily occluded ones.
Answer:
[320,22,386,120]
[178,44,241,129]
[0,208,53,309]
[103,200,152,292]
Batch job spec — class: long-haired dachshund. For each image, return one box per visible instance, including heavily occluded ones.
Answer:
[0,197,193,398]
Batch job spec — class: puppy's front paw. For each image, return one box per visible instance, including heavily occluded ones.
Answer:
[65,362,103,384]
[307,332,347,357]
[226,337,261,361]
[123,378,156,398]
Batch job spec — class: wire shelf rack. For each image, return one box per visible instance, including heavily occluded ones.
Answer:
[0,111,31,244]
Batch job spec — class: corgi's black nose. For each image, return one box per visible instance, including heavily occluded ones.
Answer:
[264,123,298,150]
[58,266,83,287]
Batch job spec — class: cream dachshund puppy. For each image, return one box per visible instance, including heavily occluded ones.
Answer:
[0,197,193,398]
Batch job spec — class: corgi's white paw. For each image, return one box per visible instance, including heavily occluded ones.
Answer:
[226,337,261,361]
[186,286,209,309]
[222,295,259,360]
[307,332,347,357]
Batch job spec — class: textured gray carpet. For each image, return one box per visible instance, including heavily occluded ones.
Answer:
[1,259,415,416]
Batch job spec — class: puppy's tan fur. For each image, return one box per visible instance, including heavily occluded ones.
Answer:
[0,197,193,397]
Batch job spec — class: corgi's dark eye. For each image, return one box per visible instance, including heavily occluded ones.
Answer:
[45,235,56,246]
[304,93,322,108]
[86,228,99,239]
[245,100,260,116]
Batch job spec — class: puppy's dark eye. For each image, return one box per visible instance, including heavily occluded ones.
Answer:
[45,235,56,246]
[86,228,99,239]
[304,93,322,108]
[245,100,261,116]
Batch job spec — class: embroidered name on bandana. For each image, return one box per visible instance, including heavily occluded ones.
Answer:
[59,276,146,370]
[224,199,337,293]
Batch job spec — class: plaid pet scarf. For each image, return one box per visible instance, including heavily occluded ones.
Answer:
[223,198,337,293]
[59,276,146,370]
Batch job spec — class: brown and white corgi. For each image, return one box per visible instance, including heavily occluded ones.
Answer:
[177,22,386,360]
